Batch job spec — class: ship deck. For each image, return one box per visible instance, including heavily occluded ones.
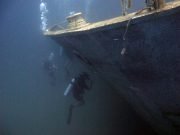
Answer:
[44,1,180,36]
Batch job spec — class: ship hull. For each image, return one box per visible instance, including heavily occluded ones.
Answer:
[47,3,180,135]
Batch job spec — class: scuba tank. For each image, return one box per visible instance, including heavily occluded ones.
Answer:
[64,78,76,96]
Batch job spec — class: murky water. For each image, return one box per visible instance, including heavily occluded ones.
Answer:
[0,0,157,135]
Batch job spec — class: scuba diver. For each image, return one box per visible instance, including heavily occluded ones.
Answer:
[43,52,58,86]
[64,72,92,124]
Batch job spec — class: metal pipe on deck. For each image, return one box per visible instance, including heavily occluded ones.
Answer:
[121,0,132,16]
[146,0,165,10]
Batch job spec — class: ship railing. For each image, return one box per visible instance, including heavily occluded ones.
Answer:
[48,20,67,31]
[47,20,91,32]
[122,0,179,16]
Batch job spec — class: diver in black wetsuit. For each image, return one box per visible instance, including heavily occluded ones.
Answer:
[66,72,92,124]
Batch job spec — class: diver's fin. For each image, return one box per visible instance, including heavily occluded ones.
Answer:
[67,104,74,125]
